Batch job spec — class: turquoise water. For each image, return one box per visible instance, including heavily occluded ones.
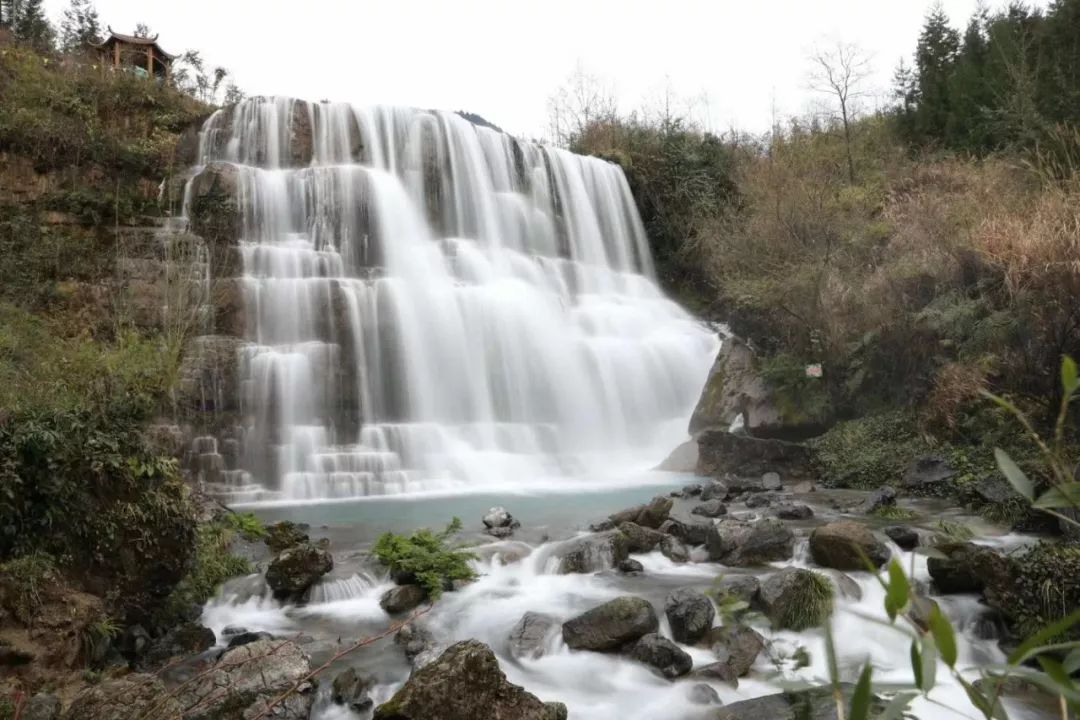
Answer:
[245,472,692,543]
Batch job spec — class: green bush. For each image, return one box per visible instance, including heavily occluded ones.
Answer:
[809,410,930,489]
[373,518,477,599]
[155,521,251,627]
[223,512,267,542]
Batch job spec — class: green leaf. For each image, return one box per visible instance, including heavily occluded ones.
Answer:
[850,662,874,720]
[1063,356,1078,395]
[1063,647,1080,675]
[960,676,1010,720]
[824,620,840,690]
[885,559,909,622]
[881,691,918,720]
[1033,483,1080,509]
[994,448,1033,500]
[1009,608,1080,665]
[929,604,958,668]
[1038,657,1074,690]
[920,634,938,692]
[910,640,923,690]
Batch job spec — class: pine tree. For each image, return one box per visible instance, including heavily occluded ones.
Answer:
[59,0,101,51]
[0,0,20,27]
[948,10,994,151]
[11,0,54,52]
[913,4,961,143]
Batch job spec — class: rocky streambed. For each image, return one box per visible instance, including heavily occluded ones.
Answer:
[57,468,1057,720]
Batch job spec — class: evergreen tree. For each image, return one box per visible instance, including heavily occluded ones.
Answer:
[948,11,994,151]
[0,0,20,27]
[11,0,54,52]
[913,4,961,143]
[59,0,101,51]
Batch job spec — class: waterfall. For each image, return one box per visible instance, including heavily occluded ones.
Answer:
[187,96,719,502]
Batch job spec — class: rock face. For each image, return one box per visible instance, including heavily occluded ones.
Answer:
[809,521,890,570]
[562,596,659,652]
[697,430,814,481]
[927,542,1014,594]
[697,625,765,682]
[265,542,334,598]
[758,568,834,631]
[901,455,956,493]
[557,531,630,574]
[664,588,715,645]
[689,337,830,438]
[706,518,795,566]
[23,693,61,720]
[608,496,673,529]
[64,673,182,720]
[627,633,693,678]
[373,640,555,720]
[508,612,559,660]
[381,584,427,614]
[173,639,314,720]
[188,161,242,253]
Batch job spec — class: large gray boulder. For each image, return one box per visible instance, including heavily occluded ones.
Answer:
[508,612,559,660]
[562,596,659,652]
[608,496,673,529]
[706,518,795,566]
[664,588,715,645]
[695,625,765,682]
[381,584,427,614]
[697,431,815,481]
[64,675,181,720]
[927,542,1014,595]
[265,542,334,598]
[758,568,834,631]
[174,638,314,720]
[901,455,956,493]
[809,521,890,570]
[691,499,728,518]
[618,521,666,552]
[659,518,710,546]
[627,633,693,678]
[557,530,630,574]
[373,640,556,720]
[714,574,761,604]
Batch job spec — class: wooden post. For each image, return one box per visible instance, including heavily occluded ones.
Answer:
[113,41,120,68]
[146,46,153,76]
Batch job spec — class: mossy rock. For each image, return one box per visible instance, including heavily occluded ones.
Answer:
[758,567,834,631]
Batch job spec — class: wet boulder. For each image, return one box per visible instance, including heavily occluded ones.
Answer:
[373,640,555,720]
[758,567,834,631]
[174,639,314,720]
[691,499,728,518]
[927,542,1014,595]
[773,503,814,520]
[687,683,722,705]
[884,525,919,550]
[696,625,765,683]
[608,495,673,529]
[700,480,729,501]
[381,584,427,614]
[508,612,559,660]
[562,596,659,652]
[706,518,795,566]
[762,472,783,491]
[557,530,630,574]
[659,535,690,563]
[618,558,644,574]
[745,492,778,509]
[64,674,181,720]
[483,506,521,538]
[664,587,715,645]
[227,630,274,648]
[901,455,956,494]
[618,521,666,552]
[332,667,375,711]
[714,574,760,604]
[265,542,334,598]
[627,633,693,678]
[140,622,215,668]
[715,685,881,720]
[659,518,710,546]
[809,521,890,570]
[265,521,310,552]
[855,485,897,515]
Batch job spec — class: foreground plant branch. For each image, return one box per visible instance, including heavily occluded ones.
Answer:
[250,605,432,720]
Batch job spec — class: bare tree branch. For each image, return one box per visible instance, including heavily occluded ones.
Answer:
[807,41,874,183]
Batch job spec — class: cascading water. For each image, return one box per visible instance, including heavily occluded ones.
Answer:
[185,97,718,502]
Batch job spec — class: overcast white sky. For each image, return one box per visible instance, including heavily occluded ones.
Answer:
[45,0,1022,139]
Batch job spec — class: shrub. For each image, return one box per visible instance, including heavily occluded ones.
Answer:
[995,543,1080,640]
[223,512,267,542]
[771,570,834,632]
[0,552,58,624]
[809,410,930,489]
[372,518,477,599]
[155,521,251,627]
